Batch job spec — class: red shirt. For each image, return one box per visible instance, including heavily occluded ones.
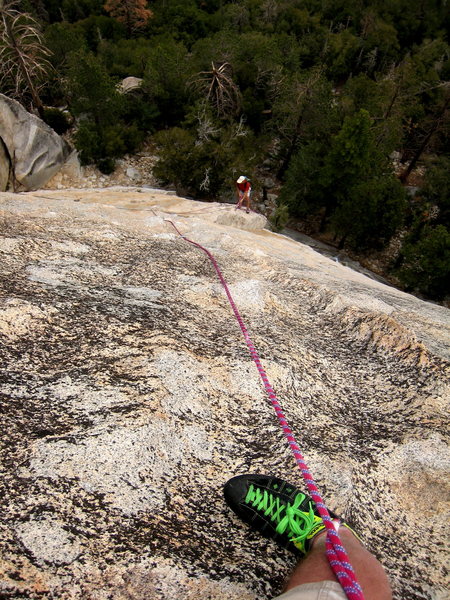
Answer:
[237,180,251,192]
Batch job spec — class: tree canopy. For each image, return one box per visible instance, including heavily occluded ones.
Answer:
[2,0,449,300]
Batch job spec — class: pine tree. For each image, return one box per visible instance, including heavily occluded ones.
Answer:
[191,62,241,119]
[0,0,52,115]
[103,0,152,36]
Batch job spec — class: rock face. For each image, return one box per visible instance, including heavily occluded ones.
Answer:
[0,94,71,191]
[0,189,448,600]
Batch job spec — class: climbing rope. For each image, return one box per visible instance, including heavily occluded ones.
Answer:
[165,219,365,600]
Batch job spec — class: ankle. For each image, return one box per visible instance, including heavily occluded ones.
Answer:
[310,520,359,550]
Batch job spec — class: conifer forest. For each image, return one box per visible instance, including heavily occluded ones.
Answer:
[1,0,449,301]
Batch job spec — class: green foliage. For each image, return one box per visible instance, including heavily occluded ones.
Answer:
[153,106,259,198]
[270,203,290,232]
[278,140,329,217]
[152,127,196,191]
[65,49,147,170]
[43,22,87,102]
[398,225,450,299]
[381,0,448,49]
[394,155,450,299]
[120,122,146,154]
[148,0,212,47]
[325,110,407,248]
[323,109,374,187]
[281,109,406,250]
[219,3,252,34]
[340,73,405,155]
[97,37,152,78]
[74,15,125,52]
[357,11,400,74]
[45,22,87,70]
[74,121,110,167]
[41,107,71,134]
[27,0,61,24]
[332,175,407,250]
[121,94,159,134]
[341,74,380,114]
[65,49,122,124]
[74,119,141,173]
[189,29,287,132]
[141,37,191,127]
[270,70,338,178]
[60,0,104,23]
[325,29,360,81]
[270,4,320,41]
[420,156,450,228]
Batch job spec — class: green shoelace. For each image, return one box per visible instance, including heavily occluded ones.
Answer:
[245,484,318,547]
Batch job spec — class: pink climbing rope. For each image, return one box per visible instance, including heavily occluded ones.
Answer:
[166,220,365,600]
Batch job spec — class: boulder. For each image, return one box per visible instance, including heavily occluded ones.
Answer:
[119,77,143,94]
[0,136,10,191]
[43,150,83,189]
[0,94,71,190]
[126,166,141,181]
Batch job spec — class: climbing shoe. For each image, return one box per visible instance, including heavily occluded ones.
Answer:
[223,474,354,555]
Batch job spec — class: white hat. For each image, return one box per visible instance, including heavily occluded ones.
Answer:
[237,175,246,183]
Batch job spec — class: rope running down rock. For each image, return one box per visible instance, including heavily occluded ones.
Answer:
[165,219,364,600]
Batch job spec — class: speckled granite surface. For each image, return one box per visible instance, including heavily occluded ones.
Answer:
[0,189,448,600]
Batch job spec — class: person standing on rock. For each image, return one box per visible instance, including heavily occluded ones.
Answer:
[235,175,252,213]
[224,474,392,600]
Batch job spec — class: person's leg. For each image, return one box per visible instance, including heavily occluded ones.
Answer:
[245,192,251,213]
[284,527,392,600]
[224,475,392,600]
